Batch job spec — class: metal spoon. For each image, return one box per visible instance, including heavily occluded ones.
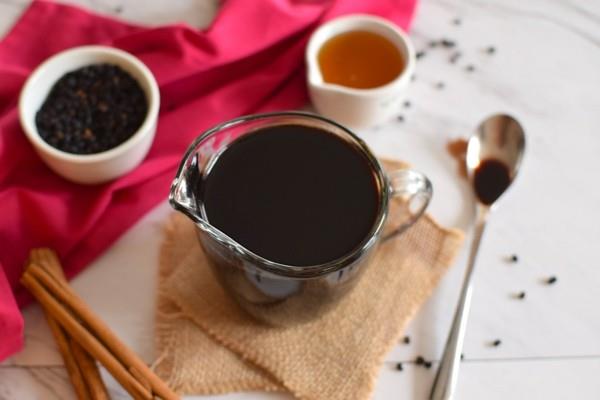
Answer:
[430,114,526,400]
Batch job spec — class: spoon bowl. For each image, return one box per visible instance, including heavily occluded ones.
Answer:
[466,114,526,206]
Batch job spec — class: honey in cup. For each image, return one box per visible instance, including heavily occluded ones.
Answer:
[317,30,405,89]
[306,15,416,128]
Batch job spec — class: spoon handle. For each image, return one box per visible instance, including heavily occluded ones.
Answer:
[430,205,490,400]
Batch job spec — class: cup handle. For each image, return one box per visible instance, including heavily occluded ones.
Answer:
[383,169,433,241]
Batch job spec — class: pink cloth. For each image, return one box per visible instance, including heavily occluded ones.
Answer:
[0,0,416,360]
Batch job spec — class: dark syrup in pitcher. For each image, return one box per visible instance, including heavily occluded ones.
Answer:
[201,124,380,266]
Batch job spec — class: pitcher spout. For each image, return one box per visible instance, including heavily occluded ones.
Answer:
[169,152,203,224]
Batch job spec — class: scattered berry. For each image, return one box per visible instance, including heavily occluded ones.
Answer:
[440,39,456,48]
[449,52,462,64]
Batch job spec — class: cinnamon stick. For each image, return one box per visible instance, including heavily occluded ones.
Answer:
[29,249,110,400]
[23,254,178,400]
[29,264,175,399]
[21,270,153,400]
[70,336,111,400]
[44,311,90,400]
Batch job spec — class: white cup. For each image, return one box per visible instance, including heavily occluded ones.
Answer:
[19,46,160,184]
[306,14,415,129]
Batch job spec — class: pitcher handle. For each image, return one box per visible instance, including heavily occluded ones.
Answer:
[383,169,433,241]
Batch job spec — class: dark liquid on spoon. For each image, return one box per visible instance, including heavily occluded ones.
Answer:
[473,159,511,205]
[201,124,380,266]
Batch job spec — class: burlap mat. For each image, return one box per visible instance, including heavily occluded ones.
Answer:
[154,160,464,399]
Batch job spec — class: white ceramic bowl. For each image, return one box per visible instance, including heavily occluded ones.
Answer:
[19,45,160,184]
[306,14,415,128]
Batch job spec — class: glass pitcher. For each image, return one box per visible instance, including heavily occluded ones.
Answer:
[170,111,432,326]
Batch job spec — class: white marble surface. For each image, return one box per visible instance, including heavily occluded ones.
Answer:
[2,0,600,398]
